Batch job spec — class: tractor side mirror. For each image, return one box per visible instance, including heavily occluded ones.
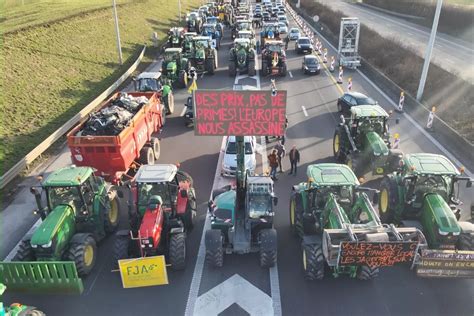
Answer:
[273,196,278,206]
[181,190,188,198]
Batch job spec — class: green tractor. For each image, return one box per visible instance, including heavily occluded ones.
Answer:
[229,38,256,76]
[182,32,197,58]
[290,163,426,280]
[379,153,474,251]
[161,48,189,89]
[0,166,120,294]
[0,284,45,316]
[189,36,218,75]
[167,27,185,48]
[132,72,175,115]
[333,105,402,177]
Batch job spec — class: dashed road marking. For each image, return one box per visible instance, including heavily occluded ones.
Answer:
[289,71,293,78]
[301,106,308,117]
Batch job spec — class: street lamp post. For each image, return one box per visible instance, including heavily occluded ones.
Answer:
[416,0,443,101]
[112,0,123,65]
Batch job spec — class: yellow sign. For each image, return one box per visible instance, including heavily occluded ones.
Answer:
[118,256,168,288]
[188,79,198,94]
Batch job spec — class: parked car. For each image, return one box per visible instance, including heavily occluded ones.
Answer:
[337,91,377,113]
[302,55,320,75]
[278,22,288,34]
[295,36,313,54]
[222,136,257,176]
[263,12,271,21]
[288,27,300,40]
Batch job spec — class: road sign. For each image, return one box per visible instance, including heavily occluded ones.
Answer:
[118,256,168,288]
[416,249,474,278]
[193,89,287,136]
[338,241,418,268]
[194,274,273,315]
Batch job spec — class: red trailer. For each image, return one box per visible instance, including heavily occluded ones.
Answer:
[67,92,164,184]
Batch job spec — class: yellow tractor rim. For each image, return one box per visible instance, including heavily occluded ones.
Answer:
[109,198,119,224]
[334,134,340,154]
[290,200,295,226]
[380,189,388,214]
[84,245,94,267]
[302,248,307,271]
[347,157,353,169]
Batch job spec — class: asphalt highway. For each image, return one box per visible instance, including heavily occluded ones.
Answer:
[2,3,474,316]
[318,0,474,82]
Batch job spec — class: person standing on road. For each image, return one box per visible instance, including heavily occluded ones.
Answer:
[268,149,279,180]
[274,141,286,173]
[288,145,300,176]
[284,35,290,50]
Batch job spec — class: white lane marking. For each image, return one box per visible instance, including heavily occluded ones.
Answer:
[184,136,227,316]
[194,274,274,316]
[301,106,308,117]
[180,105,187,117]
[297,7,472,177]
[289,71,293,78]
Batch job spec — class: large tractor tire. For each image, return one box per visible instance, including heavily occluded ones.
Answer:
[302,242,324,281]
[248,60,256,76]
[205,229,224,268]
[229,62,236,76]
[113,233,130,266]
[21,308,45,316]
[206,58,215,75]
[261,60,268,76]
[183,200,196,232]
[67,234,97,277]
[151,137,161,160]
[333,129,346,163]
[139,146,155,165]
[259,229,277,268]
[458,233,474,251]
[178,71,188,88]
[169,233,186,270]
[289,194,304,237]
[280,63,287,77]
[161,107,167,126]
[13,239,35,261]
[378,176,399,223]
[104,191,120,233]
[166,93,175,115]
[357,265,379,280]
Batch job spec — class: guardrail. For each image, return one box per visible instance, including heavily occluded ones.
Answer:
[0,46,146,189]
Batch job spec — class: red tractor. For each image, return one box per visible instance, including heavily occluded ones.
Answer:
[114,164,196,270]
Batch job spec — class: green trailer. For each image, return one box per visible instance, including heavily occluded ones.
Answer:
[0,166,120,294]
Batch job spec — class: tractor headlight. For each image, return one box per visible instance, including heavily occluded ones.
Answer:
[452,231,460,236]
[31,244,38,248]
[42,241,52,248]
[438,229,449,236]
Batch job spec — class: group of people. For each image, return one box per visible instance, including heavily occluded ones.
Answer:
[267,141,300,181]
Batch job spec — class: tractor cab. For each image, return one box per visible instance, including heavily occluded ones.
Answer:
[168,27,185,47]
[348,105,390,143]
[246,176,277,219]
[183,32,197,56]
[237,30,255,47]
[261,22,280,43]
[163,47,182,63]
[133,72,163,92]
[186,12,202,33]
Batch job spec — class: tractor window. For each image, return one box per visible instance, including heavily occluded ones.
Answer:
[47,186,84,213]
[248,194,271,218]
[138,78,160,92]
[138,183,170,207]
[80,182,94,207]
[164,52,177,62]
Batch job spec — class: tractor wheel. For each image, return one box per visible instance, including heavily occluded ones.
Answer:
[139,146,155,165]
[259,229,277,268]
[151,137,161,160]
[169,233,186,270]
[229,62,236,76]
[280,63,287,77]
[104,192,120,233]
[206,58,215,75]
[302,243,324,281]
[67,235,97,277]
[113,233,131,268]
[161,107,167,125]
[458,233,474,251]
[346,155,361,177]
[205,229,224,268]
[13,239,35,261]
[248,60,256,76]
[23,309,45,316]
[378,176,399,223]
[167,93,175,115]
[333,129,346,162]
[289,194,304,237]
[178,71,187,88]
[357,266,379,280]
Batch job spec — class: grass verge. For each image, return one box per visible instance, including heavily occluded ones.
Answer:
[0,0,199,175]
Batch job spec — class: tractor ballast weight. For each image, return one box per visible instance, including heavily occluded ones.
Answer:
[333,105,402,177]
[0,166,120,294]
[161,48,189,88]
[261,40,287,76]
[290,164,426,280]
[378,153,474,277]
[228,38,256,76]
[113,164,197,271]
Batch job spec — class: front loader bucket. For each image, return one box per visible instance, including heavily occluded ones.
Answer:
[323,226,425,269]
[0,261,84,294]
[416,249,474,278]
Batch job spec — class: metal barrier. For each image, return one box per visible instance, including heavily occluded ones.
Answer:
[0,46,146,189]
[0,261,84,294]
